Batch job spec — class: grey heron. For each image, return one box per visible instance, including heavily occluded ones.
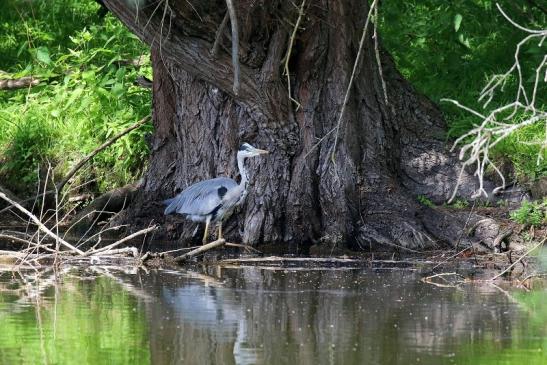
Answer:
[163,143,268,244]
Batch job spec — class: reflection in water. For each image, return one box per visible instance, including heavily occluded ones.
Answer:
[0,266,545,365]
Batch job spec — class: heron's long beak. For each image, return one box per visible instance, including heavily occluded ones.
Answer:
[254,148,269,155]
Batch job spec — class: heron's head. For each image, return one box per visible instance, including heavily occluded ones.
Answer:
[238,142,269,158]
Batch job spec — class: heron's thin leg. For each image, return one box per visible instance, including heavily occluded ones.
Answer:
[218,222,223,240]
[203,217,211,244]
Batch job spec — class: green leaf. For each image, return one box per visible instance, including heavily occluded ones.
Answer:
[82,70,96,83]
[16,41,28,57]
[36,47,51,65]
[458,33,471,49]
[454,13,462,32]
[111,83,125,97]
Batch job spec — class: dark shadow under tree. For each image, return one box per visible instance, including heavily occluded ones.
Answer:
[102,0,495,250]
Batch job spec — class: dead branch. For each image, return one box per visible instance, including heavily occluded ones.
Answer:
[225,0,240,95]
[0,234,57,253]
[0,76,39,90]
[91,247,139,257]
[85,225,158,256]
[135,75,153,88]
[421,272,466,287]
[214,256,436,267]
[56,115,151,193]
[174,239,226,262]
[67,182,138,235]
[224,242,262,253]
[443,4,546,202]
[211,11,229,56]
[0,185,22,209]
[283,0,306,110]
[0,192,84,255]
[373,2,389,107]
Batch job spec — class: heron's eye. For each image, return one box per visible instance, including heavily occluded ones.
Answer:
[239,143,252,151]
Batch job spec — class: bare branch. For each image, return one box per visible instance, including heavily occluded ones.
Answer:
[443,4,546,202]
[85,225,158,256]
[225,0,240,95]
[211,11,229,57]
[0,192,84,255]
[283,0,306,110]
[174,239,226,262]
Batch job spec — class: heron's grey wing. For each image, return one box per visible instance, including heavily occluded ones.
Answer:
[164,177,238,216]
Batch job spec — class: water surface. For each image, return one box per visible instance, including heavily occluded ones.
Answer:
[0,266,545,364]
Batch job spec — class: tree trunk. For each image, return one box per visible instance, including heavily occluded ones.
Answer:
[103,0,490,250]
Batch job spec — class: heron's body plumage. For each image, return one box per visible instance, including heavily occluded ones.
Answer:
[163,143,267,244]
[163,177,243,222]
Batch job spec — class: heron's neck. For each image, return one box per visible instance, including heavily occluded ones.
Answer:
[237,154,248,188]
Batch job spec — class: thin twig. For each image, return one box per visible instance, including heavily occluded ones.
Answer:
[283,0,306,110]
[211,11,229,56]
[0,234,56,253]
[373,3,389,106]
[225,242,262,253]
[85,225,158,256]
[0,192,84,255]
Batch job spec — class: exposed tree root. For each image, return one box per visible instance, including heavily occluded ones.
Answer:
[490,236,546,280]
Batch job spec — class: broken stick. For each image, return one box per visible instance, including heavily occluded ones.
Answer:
[174,239,226,263]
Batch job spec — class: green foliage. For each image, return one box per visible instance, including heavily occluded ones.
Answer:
[1,117,56,187]
[380,0,546,180]
[449,198,470,209]
[510,199,547,227]
[0,0,152,195]
[417,195,434,207]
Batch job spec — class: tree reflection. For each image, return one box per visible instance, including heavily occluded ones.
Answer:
[0,266,545,365]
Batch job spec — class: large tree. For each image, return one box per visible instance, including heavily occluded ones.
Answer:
[103,0,493,250]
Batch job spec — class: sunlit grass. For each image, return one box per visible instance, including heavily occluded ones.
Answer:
[0,0,152,195]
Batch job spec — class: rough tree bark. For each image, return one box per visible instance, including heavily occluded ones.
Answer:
[103,0,494,250]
